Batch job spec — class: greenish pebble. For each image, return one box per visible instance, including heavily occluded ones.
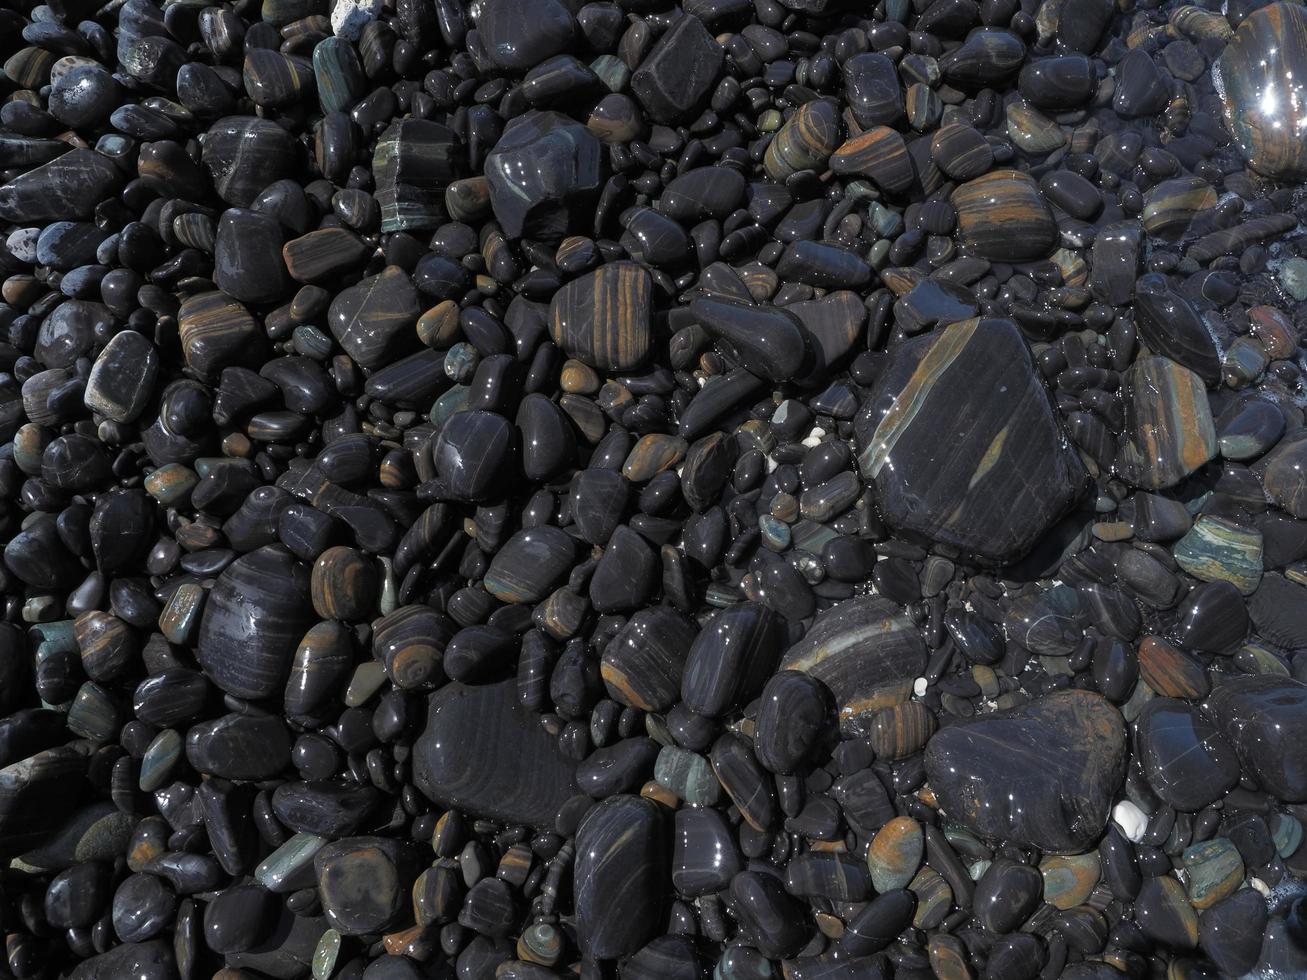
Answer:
[1273,812,1304,859]
[758,514,791,551]
[144,462,199,505]
[139,729,182,792]
[869,202,904,237]
[590,54,629,92]
[313,36,366,113]
[714,947,775,980]
[22,596,59,623]
[758,109,783,132]
[1182,837,1243,909]
[1277,256,1307,301]
[444,343,480,383]
[30,619,78,654]
[654,745,722,805]
[1173,514,1264,594]
[790,519,838,555]
[430,384,470,428]
[159,582,205,646]
[1235,642,1291,676]
[312,928,342,980]
[705,583,742,608]
[293,324,335,360]
[1222,335,1270,387]
[255,832,328,893]
[67,681,121,743]
[344,660,387,708]
[378,556,398,617]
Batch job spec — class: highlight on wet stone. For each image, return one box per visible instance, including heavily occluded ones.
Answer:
[3,0,1307,978]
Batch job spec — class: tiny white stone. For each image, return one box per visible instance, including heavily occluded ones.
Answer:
[912,677,928,698]
[1250,876,1271,897]
[5,228,38,264]
[331,0,382,40]
[765,455,778,473]
[1112,800,1147,843]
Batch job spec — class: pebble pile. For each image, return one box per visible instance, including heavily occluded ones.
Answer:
[2,0,1307,977]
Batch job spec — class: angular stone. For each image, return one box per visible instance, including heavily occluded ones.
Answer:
[923,690,1127,852]
[630,14,722,125]
[327,266,420,372]
[855,318,1086,563]
[0,149,122,223]
[84,330,158,423]
[485,111,602,241]
[1116,356,1216,490]
[373,119,461,233]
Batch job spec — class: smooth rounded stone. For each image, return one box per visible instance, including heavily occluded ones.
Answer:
[729,870,811,960]
[315,836,420,935]
[951,171,1056,262]
[517,394,575,482]
[1090,220,1142,306]
[681,601,785,717]
[483,526,576,603]
[313,37,365,113]
[433,410,517,502]
[203,882,277,953]
[272,781,380,837]
[1206,674,1307,802]
[690,296,806,383]
[1134,699,1239,812]
[485,111,602,241]
[867,701,936,761]
[574,795,665,959]
[1018,55,1095,109]
[973,858,1042,933]
[1136,874,1199,950]
[1116,356,1216,490]
[477,0,575,71]
[1133,288,1220,385]
[0,148,123,223]
[176,291,259,379]
[600,607,696,712]
[373,604,454,691]
[764,98,842,182]
[867,817,924,895]
[42,434,111,491]
[36,298,113,369]
[1217,2,1307,179]
[1039,851,1101,910]
[112,872,177,943]
[576,737,659,798]
[1005,585,1085,657]
[659,166,746,222]
[48,63,121,128]
[924,690,1126,853]
[550,262,651,372]
[671,807,739,896]
[1262,434,1307,518]
[4,517,84,589]
[185,712,290,779]
[1175,581,1248,655]
[589,525,658,613]
[629,13,722,125]
[328,266,420,373]
[843,52,903,128]
[202,116,297,209]
[654,745,719,805]
[67,940,177,980]
[1172,515,1263,595]
[779,595,925,725]
[1249,572,1307,648]
[1199,889,1267,976]
[284,228,372,283]
[855,318,1086,563]
[196,546,314,700]
[84,329,158,424]
[213,208,288,305]
[623,434,688,482]
[45,862,111,929]
[753,670,834,774]
[930,123,993,181]
[414,680,577,825]
[1217,397,1286,462]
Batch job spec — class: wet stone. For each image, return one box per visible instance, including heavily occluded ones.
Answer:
[1135,698,1239,812]
[1206,674,1307,802]
[630,14,722,125]
[414,680,578,825]
[924,690,1126,852]
[485,111,603,241]
[550,262,651,372]
[1116,357,1216,490]
[477,0,576,72]
[951,171,1057,262]
[315,836,420,935]
[855,318,1086,563]
[574,795,665,958]
[328,266,421,373]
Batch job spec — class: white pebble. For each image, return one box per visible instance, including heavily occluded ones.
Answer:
[5,228,38,264]
[1250,877,1271,897]
[912,677,928,698]
[331,0,382,40]
[1112,800,1147,842]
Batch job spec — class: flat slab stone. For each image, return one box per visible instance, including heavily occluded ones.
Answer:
[855,318,1087,563]
[413,680,578,826]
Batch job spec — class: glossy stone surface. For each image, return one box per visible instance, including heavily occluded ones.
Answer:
[1134,699,1239,812]
[1206,675,1307,802]
[951,171,1056,261]
[855,318,1086,563]
[680,601,784,717]
[414,680,578,825]
[550,262,651,372]
[924,691,1126,852]
[1218,3,1307,179]
[574,795,665,958]
[1116,356,1217,490]
[485,111,602,241]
